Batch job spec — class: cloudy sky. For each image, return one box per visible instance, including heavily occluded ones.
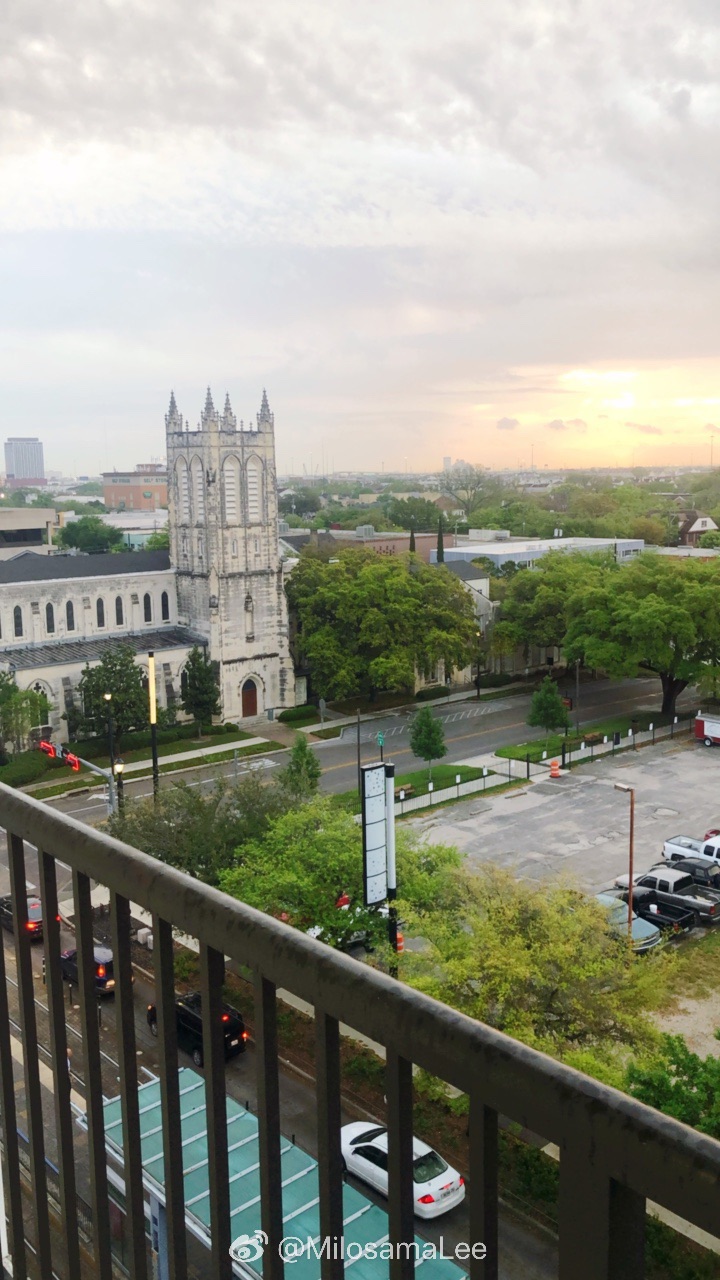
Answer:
[3,0,720,476]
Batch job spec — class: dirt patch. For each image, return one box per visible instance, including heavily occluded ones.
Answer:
[655,992,720,1058]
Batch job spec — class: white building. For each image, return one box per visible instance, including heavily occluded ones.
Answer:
[4,437,45,487]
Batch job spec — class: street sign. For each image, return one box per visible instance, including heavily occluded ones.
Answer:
[377,732,385,746]
[361,764,388,906]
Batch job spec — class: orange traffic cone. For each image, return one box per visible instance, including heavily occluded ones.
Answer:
[549,759,561,778]
[396,932,405,953]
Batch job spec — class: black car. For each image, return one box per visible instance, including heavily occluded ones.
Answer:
[672,858,720,892]
[0,895,45,941]
[146,991,248,1067]
[60,946,116,996]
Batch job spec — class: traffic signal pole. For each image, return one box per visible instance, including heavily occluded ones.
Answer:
[39,741,117,814]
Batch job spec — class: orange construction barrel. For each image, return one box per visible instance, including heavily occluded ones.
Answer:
[549,759,561,778]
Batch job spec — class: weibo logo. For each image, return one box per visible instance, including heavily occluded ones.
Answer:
[230,1229,268,1263]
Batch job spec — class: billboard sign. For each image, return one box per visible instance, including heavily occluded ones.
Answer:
[361,763,388,906]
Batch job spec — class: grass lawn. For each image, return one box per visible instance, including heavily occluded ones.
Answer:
[83,727,256,768]
[330,763,487,813]
[278,712,321,728]
[26,742,279,799]
[495,711,692,764]
[309,726,343,739]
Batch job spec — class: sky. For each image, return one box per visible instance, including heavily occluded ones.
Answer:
[3,0,720,477]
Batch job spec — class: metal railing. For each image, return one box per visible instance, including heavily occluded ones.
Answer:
[0,782,719,1280]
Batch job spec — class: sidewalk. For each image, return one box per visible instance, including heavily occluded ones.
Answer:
[301,685,535,736]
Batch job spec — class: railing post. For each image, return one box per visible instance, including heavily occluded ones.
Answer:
[315,1013,343,1280]
[469,1098,498,1280]
[254,974,284,1280]
[153,915,188,1280]
[386,1051,414,1280]
[560,1124,645,1280]
[201,944,232,1280]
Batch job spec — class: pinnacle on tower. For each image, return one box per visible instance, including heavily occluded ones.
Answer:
[204,386,215,416]
[257,388,274,429]
[165,390,183,430]
[223,392,237,431]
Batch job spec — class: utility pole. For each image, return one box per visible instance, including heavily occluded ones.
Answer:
[148,650,160,801]
[575,659,580,737]
[356,709,362,798]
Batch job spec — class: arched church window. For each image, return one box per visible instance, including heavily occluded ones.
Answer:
[246,458,262,523]
[66,601,75,631]
[223,457,241,524]
[13,606,22,638]
[46,603,55,634]
[143,593,152,623]
[97,598,105,628]
[161,591,169,621]
[176,459,190,523]
[191,456,205,522]
[116,596,124,626]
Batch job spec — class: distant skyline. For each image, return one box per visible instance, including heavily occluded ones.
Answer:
[3,2,720,475]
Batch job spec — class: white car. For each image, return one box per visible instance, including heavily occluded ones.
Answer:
[340,1123,465,1219]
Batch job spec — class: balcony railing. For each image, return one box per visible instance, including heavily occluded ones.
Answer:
[0,781,719,1280]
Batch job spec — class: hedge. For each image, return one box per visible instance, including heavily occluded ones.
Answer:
[415,686,448,702]
[277,705,318,723]
[0,752,58,788]
[68,721,242,759]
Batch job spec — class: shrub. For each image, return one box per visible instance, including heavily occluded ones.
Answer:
[0,752,55,788]
[477,672,514,688]
[415,686,447,702]
[277,705,318,723]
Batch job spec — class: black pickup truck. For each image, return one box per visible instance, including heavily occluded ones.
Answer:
[609,886,695,935]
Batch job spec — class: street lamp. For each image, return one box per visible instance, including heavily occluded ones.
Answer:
[114,758,125,814]
[615,782,635,949]
[475,630,483,699]
[103,692,115,772]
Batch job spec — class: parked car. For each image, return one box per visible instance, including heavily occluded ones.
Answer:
[594,894,662,954]
[613,868,720,926]
[146,991,248,1067]
[663,835,720,867]
[604,886,695,935]
[340,1123,465,1219]
[60,946,117,995]
[0,895,46,941]
[664,858,720,892]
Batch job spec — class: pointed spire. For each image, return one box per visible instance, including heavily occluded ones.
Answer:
[201,386,219,430]
[165,389,182,431]
[223,392,237,431]
[204,386,214,416]
[257,388,274,430]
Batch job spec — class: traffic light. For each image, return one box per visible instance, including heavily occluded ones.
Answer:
[39,740,56,758]
[64,752,80,772]
[39,742,81,772]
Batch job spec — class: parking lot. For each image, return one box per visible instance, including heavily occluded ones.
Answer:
[411,736,718,895]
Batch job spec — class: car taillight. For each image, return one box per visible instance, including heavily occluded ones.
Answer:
[25,921,38,931]
[97,965,106,978]
[222,1013,230,1022]
[710,906,716,915]
[56,915,61,922]
[418,1194,435,1204]
[242,1030,249,1040]
[459,1176,464,1185]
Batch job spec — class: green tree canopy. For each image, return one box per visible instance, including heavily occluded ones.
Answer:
[564,554,720,714]
[181,645,220,726]
[278,732,322,800]
[107,773,294,886]
[0,674,50,753]
[625,1035,720,1140]
[77,645,148,744]
[699,530,720,549]
[285,548,477,700]
[385,497,445,531]
[399,865,663,1056]
[527,676,570,740]
[409,705,447,779]
[145,527,170,550]
[57,516,124,554]
[279,490,322,517]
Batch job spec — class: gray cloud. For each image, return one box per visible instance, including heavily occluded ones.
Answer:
[546,419,568,431]
[496,416,519,430]
[625,421,663,435]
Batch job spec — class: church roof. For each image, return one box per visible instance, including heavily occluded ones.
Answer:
[0,626,204,671]
[0,551,172,585]
[443,560,489,582]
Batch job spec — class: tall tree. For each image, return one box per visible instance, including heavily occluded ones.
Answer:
[386,497,446,532]
[409,524,416,552]
[285,548,477,701]
[279,732,322,800]
[436,518,445,563]
[57,516,125,554]
[441,463,489,516]
[409,706,447,780]
[527,676,570,741]
[77,645,148,745]
[181,645,220,728]
[145,527,170,550]
[564,554,720,715]
[0,674,50,753]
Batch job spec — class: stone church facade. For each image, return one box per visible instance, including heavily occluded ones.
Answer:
[0,390,297,741]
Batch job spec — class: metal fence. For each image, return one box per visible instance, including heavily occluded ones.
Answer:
[0,782,719,1280]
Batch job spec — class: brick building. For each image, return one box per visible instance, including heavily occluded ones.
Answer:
[102,464,168,511]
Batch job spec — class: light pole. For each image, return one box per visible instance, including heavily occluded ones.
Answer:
[615,782,635,949]
[476,630,483,699]
[114,759,125,815]
[575,658,580,737]
[103,692,118,814]
[148,650,160,801]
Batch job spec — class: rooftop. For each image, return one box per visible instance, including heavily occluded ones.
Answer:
[0,625,201,670]
[0,549,171,584]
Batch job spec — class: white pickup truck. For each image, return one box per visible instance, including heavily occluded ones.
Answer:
[663,834,720,867]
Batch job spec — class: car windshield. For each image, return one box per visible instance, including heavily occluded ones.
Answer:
[413,1150,448,1183]
[27,902,42,922]
[351,1126,386,1146]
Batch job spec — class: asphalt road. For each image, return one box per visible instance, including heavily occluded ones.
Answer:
[47,675,696,824]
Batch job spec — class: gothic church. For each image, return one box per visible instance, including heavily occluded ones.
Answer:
[0,391,297,739]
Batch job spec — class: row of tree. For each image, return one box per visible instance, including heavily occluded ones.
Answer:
[490,550,720,714]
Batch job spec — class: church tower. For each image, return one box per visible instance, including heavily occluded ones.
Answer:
[165,388,296,721]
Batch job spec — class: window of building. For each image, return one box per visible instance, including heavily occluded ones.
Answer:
[66,601,75,631]
[161,591,169,622]
[97,598,105,628]
[13,606,22,638]
[231,539,238,557]
[115,595,124,626]
[144,593,152,623]
[46,603,54,634]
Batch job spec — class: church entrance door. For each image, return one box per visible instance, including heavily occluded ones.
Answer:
[242,679,258,717]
